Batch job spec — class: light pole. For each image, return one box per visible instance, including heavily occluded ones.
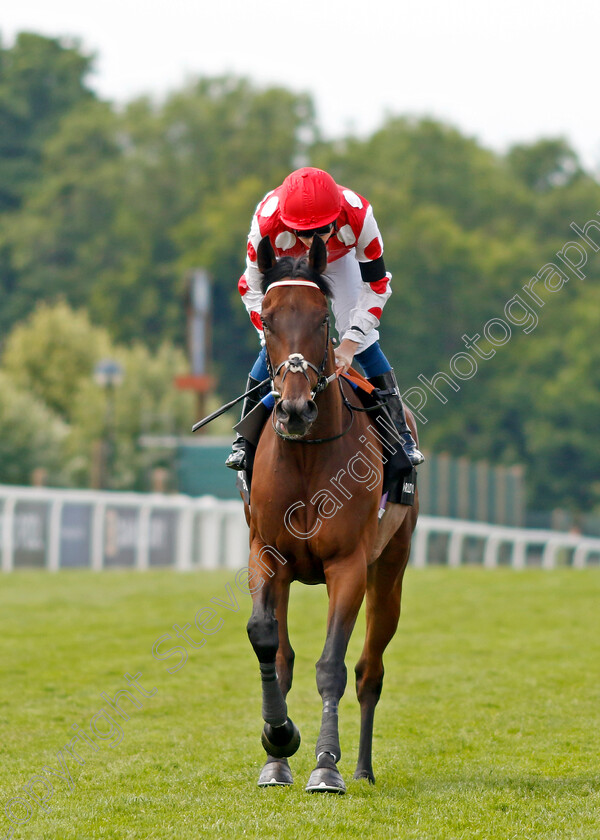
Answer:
[174,268,215,428]
[93,359,124,489]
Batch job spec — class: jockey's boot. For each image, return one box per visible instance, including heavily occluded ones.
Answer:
[367,369,425,467]
[225,375,263,471]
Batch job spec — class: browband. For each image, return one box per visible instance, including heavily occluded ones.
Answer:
[265,279,322,294]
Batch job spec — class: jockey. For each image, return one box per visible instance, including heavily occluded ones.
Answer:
[226,166,425,470]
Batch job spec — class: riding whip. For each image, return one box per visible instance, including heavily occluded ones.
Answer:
[191,377,271,432]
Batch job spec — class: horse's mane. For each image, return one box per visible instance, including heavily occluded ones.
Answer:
[260,256,332,298]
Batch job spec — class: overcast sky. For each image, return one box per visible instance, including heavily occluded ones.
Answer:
[3,0,600,171]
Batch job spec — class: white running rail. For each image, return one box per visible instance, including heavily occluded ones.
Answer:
[410,515,600,570]
[1,485,599,572]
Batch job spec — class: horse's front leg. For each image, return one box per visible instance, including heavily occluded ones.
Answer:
[246,547,299,786]
[306,553,367,794]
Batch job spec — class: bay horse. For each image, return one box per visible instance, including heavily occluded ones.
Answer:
[244,235,419,793]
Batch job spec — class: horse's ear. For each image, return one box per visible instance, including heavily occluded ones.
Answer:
[257,236,277,275]
[308,235,328,276]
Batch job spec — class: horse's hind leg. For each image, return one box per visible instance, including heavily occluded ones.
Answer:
[354,540,410,784]
[246,560,299,786]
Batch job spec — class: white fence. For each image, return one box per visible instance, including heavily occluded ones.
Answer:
[1,484,600,572]
[0,485,248,572]
[411,516,600,569]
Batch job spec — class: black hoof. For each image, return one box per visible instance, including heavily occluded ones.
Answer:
[353,768,375,784]
[258,757,293,787]
[306,755,346,794]
[261,718,301,759]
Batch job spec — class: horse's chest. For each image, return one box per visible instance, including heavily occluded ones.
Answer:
[252,482,375,568]
[251,435,379,565]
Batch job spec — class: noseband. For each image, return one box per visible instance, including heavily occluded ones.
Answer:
[263,280,333,400]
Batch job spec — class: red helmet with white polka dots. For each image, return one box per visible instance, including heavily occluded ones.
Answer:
[279,167,341,230]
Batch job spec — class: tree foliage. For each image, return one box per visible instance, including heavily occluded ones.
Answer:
[0,32,94,212]
[66,339,195,491]
[2,299,112,419]
[0,301,195,490]
[0,371,68,485]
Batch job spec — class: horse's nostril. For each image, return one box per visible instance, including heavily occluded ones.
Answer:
[277,401,292,420]
[303,400,318,423]
[275,398,317,435]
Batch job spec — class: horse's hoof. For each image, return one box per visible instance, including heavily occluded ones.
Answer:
[353,768,375,784]
[305,765,346,794]
[261,718,301,759]
[258,758,293,787]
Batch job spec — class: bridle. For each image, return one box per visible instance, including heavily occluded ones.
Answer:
[263,279,335,401]
[262,278,353,443]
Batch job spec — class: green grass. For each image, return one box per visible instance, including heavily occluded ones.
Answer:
[1,568,599,839]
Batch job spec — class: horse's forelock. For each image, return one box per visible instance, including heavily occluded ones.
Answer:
[260,256,331,297]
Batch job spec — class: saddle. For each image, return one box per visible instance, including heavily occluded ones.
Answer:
[235,368,416,508]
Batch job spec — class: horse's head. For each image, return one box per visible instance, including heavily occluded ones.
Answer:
[258,236,332,439]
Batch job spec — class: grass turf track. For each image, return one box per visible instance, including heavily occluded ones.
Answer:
[0,568,599,840]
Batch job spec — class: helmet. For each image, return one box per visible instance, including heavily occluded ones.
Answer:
[279,167,341,230]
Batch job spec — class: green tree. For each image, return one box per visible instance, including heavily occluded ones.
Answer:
[507,138,583,193]
[314,119,600,516]
[2,75,317,356]
[1,299,112,420]
[314,116,534,234]
[0,32,94,213]
[67,341,195,490]
[2,47,600,517]
[1,300,195,489]
[0,371,68,485]
[91,77,317,352]
[1,100,123,333]
[519,284,600,511]
[0,33,97,331]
